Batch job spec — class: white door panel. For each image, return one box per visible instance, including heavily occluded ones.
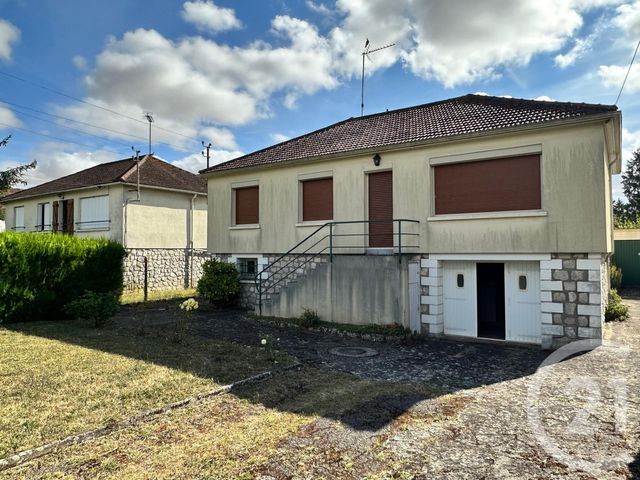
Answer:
[443,261,477,337]
[505,261,541,344]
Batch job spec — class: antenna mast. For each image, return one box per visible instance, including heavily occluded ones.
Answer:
[144,112,154,155]
[202,141,212,169]
[360,39,395,116]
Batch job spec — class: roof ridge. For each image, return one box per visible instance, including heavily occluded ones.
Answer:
[464,94,617,111]
[120,154,150,182]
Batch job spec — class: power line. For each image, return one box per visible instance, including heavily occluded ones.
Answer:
[615,37,640,105]
[0,98,189,151]
[0,121,126,155]
[0,69,202,145]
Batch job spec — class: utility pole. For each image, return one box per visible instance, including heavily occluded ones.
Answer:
[360,40,395,116]
[144,112,154,155]
[202,141,212,169]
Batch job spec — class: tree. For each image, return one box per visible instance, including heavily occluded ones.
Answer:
[0,135,37,221]
[622,148,640,219]
[0,135,37,195]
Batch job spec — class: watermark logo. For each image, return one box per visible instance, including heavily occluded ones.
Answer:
[527,339,635,475]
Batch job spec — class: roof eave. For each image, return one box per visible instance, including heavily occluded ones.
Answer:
[200,112,620,178]
[0,182,122,203]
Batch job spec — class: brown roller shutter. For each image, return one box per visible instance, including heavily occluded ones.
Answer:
[302,178,333,221]
[52,201,59,233]
[235,186,259,225]
[434,154,541,215]
[65,199,74,234]
[368,171,393,247]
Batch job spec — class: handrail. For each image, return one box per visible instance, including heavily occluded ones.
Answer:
[254,218,419,314]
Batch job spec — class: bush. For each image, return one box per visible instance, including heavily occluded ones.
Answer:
[197,259,240,307]
[605,288,630,322]
[64,291,120,328]
[0,232,125,323]
[610,264,623,290]
[299,307,321,328]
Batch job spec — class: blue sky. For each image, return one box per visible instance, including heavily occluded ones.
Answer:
[0,0,639,198]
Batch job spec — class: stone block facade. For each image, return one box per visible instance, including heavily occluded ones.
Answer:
[123,248,212,292]
[419,256,444,335]
[540,253,608,349]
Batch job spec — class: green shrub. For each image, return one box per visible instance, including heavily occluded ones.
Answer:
[197,259,240,307]
[299,307,321,328]
[605,288,630,322]
[610,264,623,290]
[0,232,125,323]
[64,291,120,328]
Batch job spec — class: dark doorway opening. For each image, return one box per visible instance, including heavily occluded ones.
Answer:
[476,263,505,339]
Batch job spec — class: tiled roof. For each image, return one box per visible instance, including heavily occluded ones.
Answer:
[202,94,617,174]
[0,188,22,201]
[1,155,206,202]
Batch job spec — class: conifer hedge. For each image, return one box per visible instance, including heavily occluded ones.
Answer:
[0,232,126,322]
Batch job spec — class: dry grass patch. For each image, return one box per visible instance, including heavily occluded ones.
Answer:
[120,288,197,305]
[5,367,458,479]
[0,317,292,459]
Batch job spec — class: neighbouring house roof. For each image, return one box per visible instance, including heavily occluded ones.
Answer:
[0,188,22,201]
[201,94,618,174]
[1,155,206,202]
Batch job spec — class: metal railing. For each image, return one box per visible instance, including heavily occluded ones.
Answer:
[254,219,419,313]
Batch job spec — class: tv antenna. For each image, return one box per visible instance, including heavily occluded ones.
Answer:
[202,141,212,169]
[143,112,154,155]
[360,39,395,116]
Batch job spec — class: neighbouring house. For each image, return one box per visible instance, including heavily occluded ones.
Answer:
[0,188,21,231]
[1,155,208,292]
[201,94,621,350]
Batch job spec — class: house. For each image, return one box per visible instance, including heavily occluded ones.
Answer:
[0,188,21,232]
[1,155,208,291]
[200,94,621,349]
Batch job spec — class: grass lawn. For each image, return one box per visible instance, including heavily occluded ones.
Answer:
[4,367,461,479]
[0,301,292,460]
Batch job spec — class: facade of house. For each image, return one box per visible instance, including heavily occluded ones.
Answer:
[1,155,208,291]
[201,94,621,349]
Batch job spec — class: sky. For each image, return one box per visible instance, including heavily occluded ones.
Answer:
[0,0,639,198]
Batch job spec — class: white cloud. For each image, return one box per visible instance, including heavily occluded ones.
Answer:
[534,95,557,101]
[72,55,88,70]
[306,1,334,16]
[173,149,243,173]
[598,64,640,94]
[0,19,19,62]
[613,0,640,38]
[271,133,289,143]
[554,35,595,68]
[0,104,22,128]
[181,0,241,33]
[199,126,237,150]
[23,143,118,187]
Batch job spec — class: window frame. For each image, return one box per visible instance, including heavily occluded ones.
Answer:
[36,202,51,232]
[13,206,25,231]
[78,195,110,231]
[231,183,260,227]
[299,176,334,223]
[236,257,258,281]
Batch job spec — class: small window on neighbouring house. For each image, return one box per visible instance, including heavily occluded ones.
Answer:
[36,203,51,231]
[234,186,259,225]
[237,258,258,280]
[456,273,464,288]
[79,195,109,230]
[302,177,333,222]
[13,206,24,231]
[519,275,527,290]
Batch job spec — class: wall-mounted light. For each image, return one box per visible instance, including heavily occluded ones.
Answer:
[372,153,381,166]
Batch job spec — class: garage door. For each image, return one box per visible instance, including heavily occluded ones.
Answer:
[505,261,541,344]
[443,261,477,337]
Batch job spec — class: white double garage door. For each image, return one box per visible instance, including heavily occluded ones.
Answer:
[442,260,541,344]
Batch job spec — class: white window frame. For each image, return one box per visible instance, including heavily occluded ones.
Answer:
[236,257,258,281]
[36,202,51,231]
[78,195,110,231]
[13,206,25,231]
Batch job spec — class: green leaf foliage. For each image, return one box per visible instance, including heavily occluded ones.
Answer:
[0,232,126,322]
[63,291,120,328]
[605,288,630,322]
[196,259,240,307]
[610,264,623,290]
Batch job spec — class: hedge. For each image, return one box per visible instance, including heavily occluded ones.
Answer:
[0,232,126,323]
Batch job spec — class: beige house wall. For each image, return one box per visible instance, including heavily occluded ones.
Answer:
[2,185,124,242]
[2,184,207,249]
[206,121,613,255]
[124,186,207,248]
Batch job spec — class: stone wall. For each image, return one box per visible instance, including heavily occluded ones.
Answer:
[540,253,606,349]
[123,248,213,292]
[419,256,444,335]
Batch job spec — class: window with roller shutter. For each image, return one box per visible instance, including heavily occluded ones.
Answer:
[302,177,333,221]
[235,186,259,225]
[434,154,541,215]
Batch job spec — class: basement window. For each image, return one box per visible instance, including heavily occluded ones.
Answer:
[237,257,258,280]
